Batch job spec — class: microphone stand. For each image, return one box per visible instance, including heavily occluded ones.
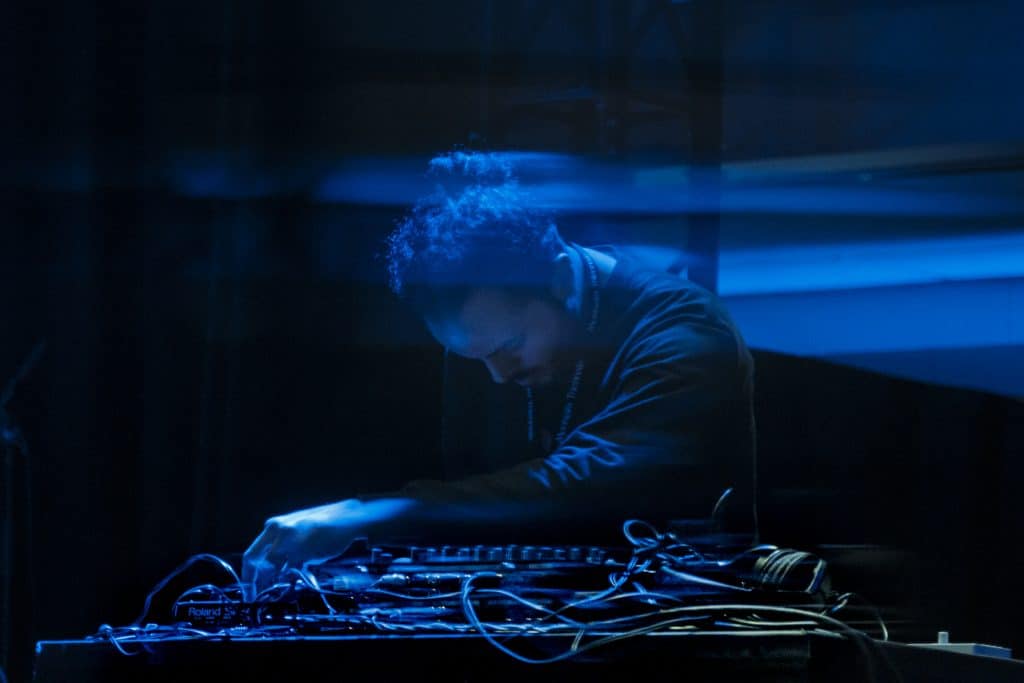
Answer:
[1,432,10,683]
[0,342,44,680]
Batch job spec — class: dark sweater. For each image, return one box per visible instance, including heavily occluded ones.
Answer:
[388,247,757,544]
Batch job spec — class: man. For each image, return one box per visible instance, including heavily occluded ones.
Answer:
[242,151,756,596]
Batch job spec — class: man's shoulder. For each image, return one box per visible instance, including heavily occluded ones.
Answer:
[596,244,750,363]
[600,245,722,316]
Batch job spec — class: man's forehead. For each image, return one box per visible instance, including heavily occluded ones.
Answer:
[428,289,523,359]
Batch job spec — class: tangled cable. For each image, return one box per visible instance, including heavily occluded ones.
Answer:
[92,519,897,681]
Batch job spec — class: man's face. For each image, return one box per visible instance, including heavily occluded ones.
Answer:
[428,288,579,388]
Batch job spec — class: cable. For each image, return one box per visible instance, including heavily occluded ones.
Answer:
[471,517,733,644]
[621,519,662,548]
[828,592,890,642]
[275,567,337,614]
[660,565,753,592]
[462,585,586,627]
[96,625,141,657]
[461,581,899,678]
[456,524,895,678]
[362,588,463,601]
[132,554,242,626]
[101,519,898,682]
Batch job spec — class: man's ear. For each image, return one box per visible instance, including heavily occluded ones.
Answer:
[550,251,574,307]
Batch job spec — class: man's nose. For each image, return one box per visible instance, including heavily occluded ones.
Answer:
[483,354,520,384]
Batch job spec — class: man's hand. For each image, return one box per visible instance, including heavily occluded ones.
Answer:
[241,497,415,600]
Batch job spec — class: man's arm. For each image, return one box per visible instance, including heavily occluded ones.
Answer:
[243,292,754,592]
[399,305,753,526]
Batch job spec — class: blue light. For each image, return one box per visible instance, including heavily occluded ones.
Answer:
[719,232,1024,296]
[725,278,1024,356]
[310,154,1016,218]
[717,232,1024,397]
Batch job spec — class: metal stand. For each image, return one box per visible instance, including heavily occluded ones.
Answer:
[0,440,12,676]
[0,342,44,682]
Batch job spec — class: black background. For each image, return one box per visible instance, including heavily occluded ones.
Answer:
[2,2,1023,681]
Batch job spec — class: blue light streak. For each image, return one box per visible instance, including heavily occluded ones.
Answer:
[718,232,1024,296]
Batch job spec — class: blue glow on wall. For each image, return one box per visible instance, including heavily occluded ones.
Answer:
[719,232,1024,296]
[311,156,1013,217]
[724,278,1024,356]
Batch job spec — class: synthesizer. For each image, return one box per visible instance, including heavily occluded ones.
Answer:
[170,538,829,633]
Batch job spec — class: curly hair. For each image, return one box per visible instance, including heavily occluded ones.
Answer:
[385,150,564,320]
